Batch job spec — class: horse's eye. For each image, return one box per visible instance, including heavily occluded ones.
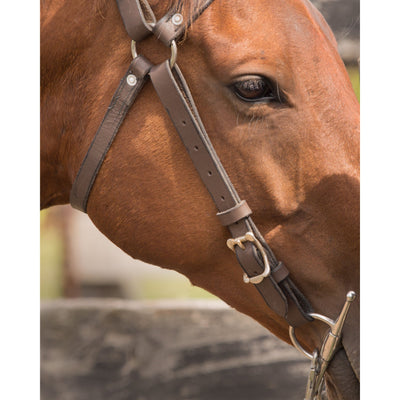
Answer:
[232,76,282,103]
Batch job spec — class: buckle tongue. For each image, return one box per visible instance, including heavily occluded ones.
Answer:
[227,232,271,284]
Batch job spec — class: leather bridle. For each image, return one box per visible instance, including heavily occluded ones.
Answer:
[69,1,357,398]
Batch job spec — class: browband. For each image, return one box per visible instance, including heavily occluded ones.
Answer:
[70,0,313,327]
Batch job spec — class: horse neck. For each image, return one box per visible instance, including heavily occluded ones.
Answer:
[41,0,127,208]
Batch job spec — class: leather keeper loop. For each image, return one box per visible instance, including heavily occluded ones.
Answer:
[271,261,290,283]
[130,54,153,77]
[217,200,252,226]
[153,0,217,46]
[153,16,180,46]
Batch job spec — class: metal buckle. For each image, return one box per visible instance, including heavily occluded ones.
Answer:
[288,291,357,400]
[131,39,178,69]
[226,231,271,284]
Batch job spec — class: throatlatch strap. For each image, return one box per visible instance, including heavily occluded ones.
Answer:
[70,56,152,212]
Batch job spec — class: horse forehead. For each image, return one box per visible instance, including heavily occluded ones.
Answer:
[196,0,337,55]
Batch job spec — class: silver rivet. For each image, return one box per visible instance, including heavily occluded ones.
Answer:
[127,74,137,86]
[171,13,183,26]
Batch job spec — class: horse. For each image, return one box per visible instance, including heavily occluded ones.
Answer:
[40,0,360,398]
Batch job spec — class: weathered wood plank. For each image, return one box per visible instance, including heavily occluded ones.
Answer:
[41,300,310,400]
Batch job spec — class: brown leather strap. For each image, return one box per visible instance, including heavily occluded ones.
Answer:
[153,0,216,46]
[116,0,156,42]
[150,62,242,213]
[117,0,216,45]
[70,56,153,212]
[271,261,290,283]
[216,200,252,226]
[71,1,217,212]
[149,61,312,325]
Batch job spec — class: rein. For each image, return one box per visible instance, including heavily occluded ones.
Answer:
[69,1,356,398]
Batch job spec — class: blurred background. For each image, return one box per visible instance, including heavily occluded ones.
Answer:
[40,205,216,300]
[40,0,359,303]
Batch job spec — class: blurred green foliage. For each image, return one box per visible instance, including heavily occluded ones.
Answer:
[40,210,64,299]
[347,66,360,102]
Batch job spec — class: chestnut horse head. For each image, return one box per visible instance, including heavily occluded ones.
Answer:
[41,0,359,398]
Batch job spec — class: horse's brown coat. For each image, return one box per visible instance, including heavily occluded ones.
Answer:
[41,1,360,398]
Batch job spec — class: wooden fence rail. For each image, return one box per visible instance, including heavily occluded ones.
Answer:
[41,300,310,400]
